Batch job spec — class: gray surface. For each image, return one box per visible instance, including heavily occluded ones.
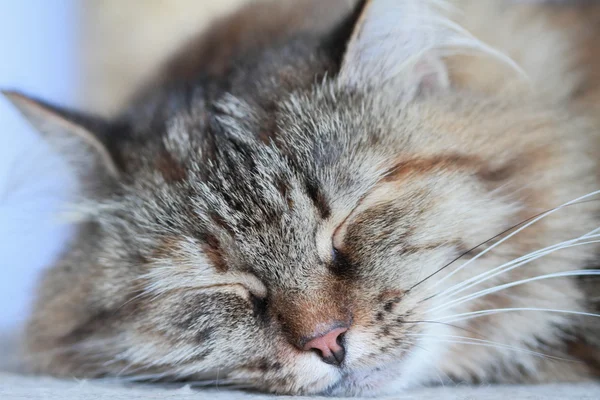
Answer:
[0,373,599,400]
[1,332,599,399]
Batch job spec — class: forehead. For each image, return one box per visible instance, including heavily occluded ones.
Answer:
[117,86,411,276]
[126,129,328,249]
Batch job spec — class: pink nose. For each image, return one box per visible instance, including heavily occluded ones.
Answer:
[303,326,348,366]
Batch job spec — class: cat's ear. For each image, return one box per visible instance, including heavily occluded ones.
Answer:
[337,0,451,96]
[3,90,120,178]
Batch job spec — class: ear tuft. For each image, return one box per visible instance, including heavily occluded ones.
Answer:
[2,90,120,178]
[337,0,514,99]
[338,0,451,95]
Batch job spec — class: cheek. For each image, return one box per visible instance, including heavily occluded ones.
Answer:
[344,328,379,365]
[110,288,343,394]
[413,177,522,249]
[351,247,459,294]
[338,292,415,365]
[146,292,266,355]
[343,319,417,371]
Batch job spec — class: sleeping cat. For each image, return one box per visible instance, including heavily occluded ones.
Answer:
[4,0,600,395]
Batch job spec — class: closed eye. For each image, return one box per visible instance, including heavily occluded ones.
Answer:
[250,292,269,321]
[331,209,354,255]
[196,283,269,320]
[331,246,340,262]
[194,272,267,299]
[329,246,354,277]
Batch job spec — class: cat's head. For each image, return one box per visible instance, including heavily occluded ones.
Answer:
[7,0,599,395]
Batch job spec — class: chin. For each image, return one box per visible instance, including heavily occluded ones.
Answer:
[318,360,418,397]
[323,371,403,397]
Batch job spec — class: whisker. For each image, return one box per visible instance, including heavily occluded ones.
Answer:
[437,235,600,299]
[430,270,600,313]
[405,333,575,362]
[409,215,542,292]
[429,190,600,290]
[408,195,600,292]
[402,320,482,337]
[437,307,600,323]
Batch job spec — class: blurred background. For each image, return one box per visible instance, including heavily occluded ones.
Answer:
[0,0,78,332]
[0,0,246,332]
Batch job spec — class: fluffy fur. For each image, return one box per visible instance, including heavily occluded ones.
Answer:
[5,0,600,396]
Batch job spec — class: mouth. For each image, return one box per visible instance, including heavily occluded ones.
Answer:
[319,366,400,397]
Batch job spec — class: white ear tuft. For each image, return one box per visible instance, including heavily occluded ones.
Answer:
[339,0,450,93]
[338,0,518,98]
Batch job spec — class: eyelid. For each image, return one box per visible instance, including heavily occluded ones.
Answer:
[332,222,348,251]
[328,187,391,253]
[198,282,267,309]
[192,272,267,299]
[315,191,373,261]
[327,181,397,253]
[315,214,352,261]
[230,272,268,299]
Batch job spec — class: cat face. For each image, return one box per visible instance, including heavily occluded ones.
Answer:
[8,0,600,396]
[19,94,518,395]
[17,88,595,395]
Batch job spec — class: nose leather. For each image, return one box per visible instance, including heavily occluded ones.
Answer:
[303,326,348,366]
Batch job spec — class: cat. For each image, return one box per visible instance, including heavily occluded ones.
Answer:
[4,0,600,396]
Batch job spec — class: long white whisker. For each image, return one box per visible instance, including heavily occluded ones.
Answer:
[430,190,600,289]
[439,226,600,298]
[437,308,600,323]
[406,333,570,361]
[430,270,600,313]
[437,235,600,299]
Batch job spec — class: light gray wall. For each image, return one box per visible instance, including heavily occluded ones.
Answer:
[0,0,77,330]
